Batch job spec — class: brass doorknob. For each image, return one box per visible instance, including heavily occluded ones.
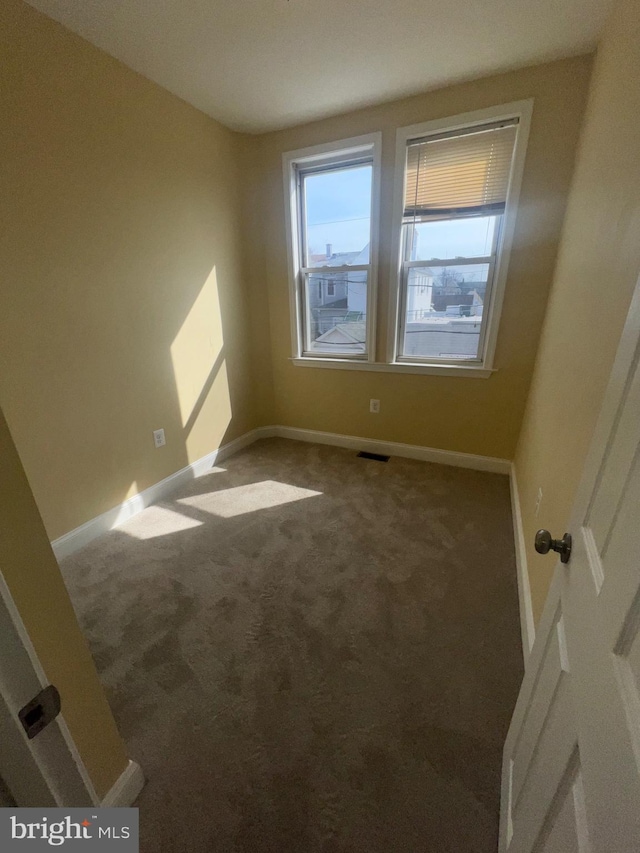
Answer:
[535,529,572,564]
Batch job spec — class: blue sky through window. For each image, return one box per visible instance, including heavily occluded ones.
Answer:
[410,217,496,260]
[304,166,371,256]
[304,164,497,260]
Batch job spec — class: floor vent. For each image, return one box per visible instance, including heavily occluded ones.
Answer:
[357,451,390,462]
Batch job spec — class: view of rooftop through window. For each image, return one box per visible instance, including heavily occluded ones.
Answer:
[286,113,522,367]
[302,171,499,358]
[400,215,499,361]
[301,163,372,354]
[295,121,516,361]
[396,119,518,362]
[301,164,499,357]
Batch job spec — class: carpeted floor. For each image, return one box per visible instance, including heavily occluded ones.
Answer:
[60,438,522,852]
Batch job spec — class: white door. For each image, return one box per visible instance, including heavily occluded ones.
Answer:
[500,275,640,853]
[0,570,97,807]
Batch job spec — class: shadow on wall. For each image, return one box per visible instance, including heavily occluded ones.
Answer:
[168,264,233,460]
[95,246,248,535]
[111,259,240,515]
[2,245,244,542]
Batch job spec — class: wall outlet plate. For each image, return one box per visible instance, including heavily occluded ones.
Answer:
[370,399,380,414]
[153,428,166,448]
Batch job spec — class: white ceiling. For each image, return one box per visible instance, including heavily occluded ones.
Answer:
[25,0,614,133]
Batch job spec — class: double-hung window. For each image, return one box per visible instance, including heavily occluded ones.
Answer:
[283,102,531,375]
[394,115,521,367]
[283,134,381,361]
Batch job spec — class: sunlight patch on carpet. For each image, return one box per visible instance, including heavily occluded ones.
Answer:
[123,505,203,540]
[176,480,322,518]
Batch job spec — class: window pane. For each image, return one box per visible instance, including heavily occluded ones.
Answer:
[401,264,489,360]
[303,165,372,268]
[303,271,367,354]
[405,215,497,262]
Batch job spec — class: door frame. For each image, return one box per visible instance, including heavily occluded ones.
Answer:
[0,568,99,807]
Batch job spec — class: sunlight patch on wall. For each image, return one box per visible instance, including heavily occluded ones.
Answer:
[176,480,322,518]
[122,505,203,540]
[124,482,139,501]
[185,359,232,460]
[170,267,227,429]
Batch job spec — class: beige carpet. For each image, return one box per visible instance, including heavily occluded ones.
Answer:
[61,438,522,852]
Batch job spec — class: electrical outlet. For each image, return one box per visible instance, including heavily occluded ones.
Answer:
[153,428,166,448]
[369,399,380,414]
[535,487,543,518]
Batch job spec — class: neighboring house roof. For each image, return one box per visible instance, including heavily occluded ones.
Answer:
[317,298,348,311]
[336,322,366,343]
[351,243,370,265]
[328,252,359,266]
[316,322,367,345]
[309,244,370,268]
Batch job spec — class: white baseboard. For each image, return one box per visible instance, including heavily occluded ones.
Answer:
[101,760,144,807]
[52,424,509,560]
[51,427,275,560]
[273,425,511,474]
[510,463,535,664]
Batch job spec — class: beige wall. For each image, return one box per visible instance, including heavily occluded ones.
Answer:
[239,134,277,427]
[244,56,592,459]
[0,406,128,799]
[514,0,640,623]
[0,0,256,541]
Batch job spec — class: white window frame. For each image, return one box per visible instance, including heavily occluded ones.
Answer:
[387,100,533,374]
[283,133,382,362]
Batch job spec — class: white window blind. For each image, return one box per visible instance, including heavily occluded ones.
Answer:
[404,120,518,221]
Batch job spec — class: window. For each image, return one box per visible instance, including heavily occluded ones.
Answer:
[283,134,381,360]
[284,103,531,376]
[395,119,518,365]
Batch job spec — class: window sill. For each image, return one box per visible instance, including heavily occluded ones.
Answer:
[291,357,495,378]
